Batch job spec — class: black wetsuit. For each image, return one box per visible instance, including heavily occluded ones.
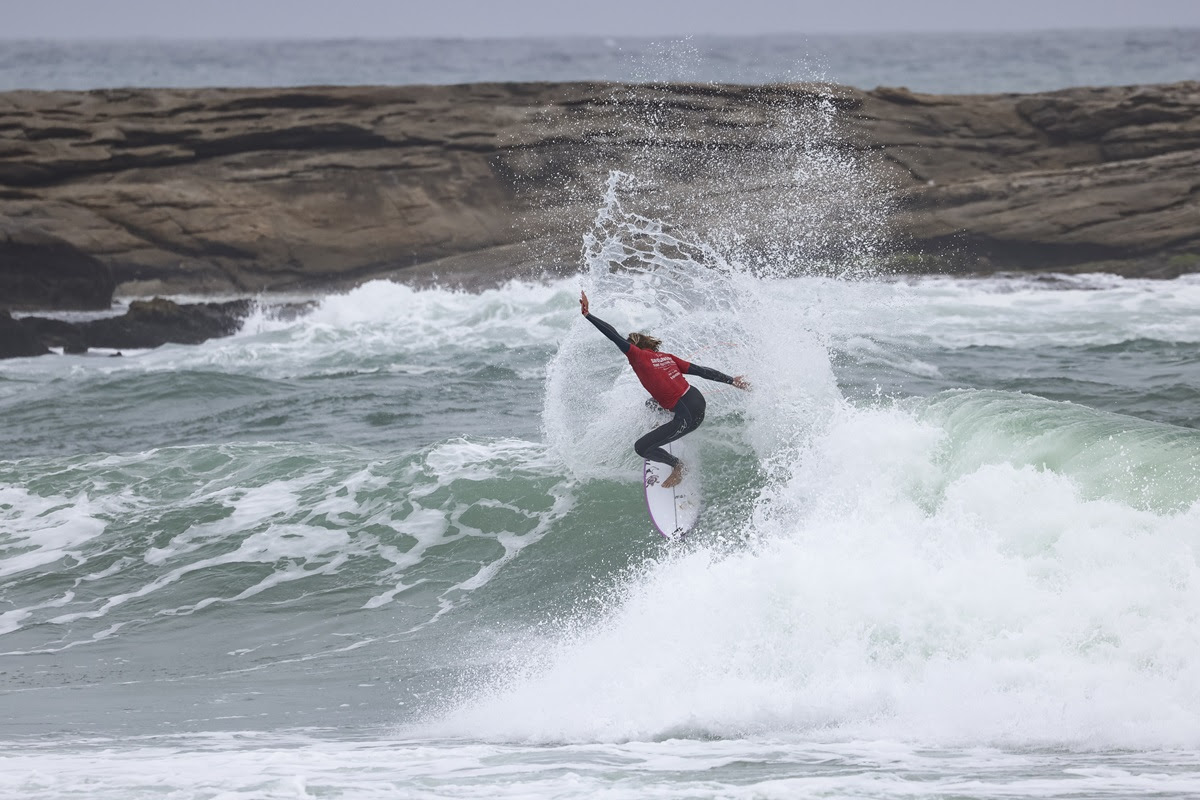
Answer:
[586,313,737,468]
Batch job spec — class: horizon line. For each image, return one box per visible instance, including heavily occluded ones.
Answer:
[1,25,1197,43]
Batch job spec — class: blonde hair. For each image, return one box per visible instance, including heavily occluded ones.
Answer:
[626,332,662,351]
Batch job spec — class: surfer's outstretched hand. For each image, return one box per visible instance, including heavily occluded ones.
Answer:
[733,376,751,390]
[579,291,590,316]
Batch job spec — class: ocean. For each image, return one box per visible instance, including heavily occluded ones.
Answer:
[1,29,1199,93]
[3,30,1200,800]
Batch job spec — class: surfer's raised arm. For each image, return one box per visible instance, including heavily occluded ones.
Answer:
[580,291,749,388]
[685,362,751,391]
[579,291,631,353]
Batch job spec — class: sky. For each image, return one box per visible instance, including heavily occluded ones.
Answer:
[4,0,1200,39]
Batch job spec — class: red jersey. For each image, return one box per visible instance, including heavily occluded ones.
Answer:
[627,346,691,409]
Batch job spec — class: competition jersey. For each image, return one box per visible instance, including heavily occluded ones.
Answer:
[626,346,691,410]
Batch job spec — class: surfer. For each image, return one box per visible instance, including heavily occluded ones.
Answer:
[579,291,749,488]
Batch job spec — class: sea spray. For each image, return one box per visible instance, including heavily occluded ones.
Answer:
[446,107,1200,750]
[540,69,895,476]
[583,79,895,280]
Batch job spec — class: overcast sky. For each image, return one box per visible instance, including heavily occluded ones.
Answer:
[5,0,1200,39]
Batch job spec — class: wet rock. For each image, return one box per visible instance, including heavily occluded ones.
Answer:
[0,225,115,310]
[78,297,254,350]
[0,309,49,358]
[17,315,88,353]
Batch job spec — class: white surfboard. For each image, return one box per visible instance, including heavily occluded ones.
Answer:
[643,439,701,540]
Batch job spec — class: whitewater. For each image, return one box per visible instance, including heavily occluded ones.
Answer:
[3,87,1200,800]
[4,254,1200,795]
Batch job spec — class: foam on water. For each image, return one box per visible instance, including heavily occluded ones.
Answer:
[879,273,1200,350]
[6,734,1200,800]
[0,437,570,659]
[4,258,1200,793]
[0,487,111,582]
[442,395,1200,749]
[436,165,1200,753]
[4,219,1198,755]
[156,279,575,378]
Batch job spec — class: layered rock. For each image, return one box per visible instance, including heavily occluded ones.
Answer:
[0,80,1196,309]
[862,83,1200,275]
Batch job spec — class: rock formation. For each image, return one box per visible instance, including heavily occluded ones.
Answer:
[0,309,49,358]
[78,297,254,349]
[0,224,114,309]
[867,83,1200,276]
[4,298,253,358]
[0,80,1196,312]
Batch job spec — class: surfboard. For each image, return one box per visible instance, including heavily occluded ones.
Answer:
[643,439,701,540]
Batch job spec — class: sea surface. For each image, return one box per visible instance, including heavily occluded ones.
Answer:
[1,29,1198,93]
[4,186,1200,797]
[3,30,1200,800]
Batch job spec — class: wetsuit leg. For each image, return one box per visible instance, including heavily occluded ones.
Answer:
[635,387,706,467]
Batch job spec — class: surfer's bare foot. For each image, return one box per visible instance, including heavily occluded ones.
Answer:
[662,463,684,488]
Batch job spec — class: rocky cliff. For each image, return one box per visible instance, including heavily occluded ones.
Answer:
[1,80,1196,309]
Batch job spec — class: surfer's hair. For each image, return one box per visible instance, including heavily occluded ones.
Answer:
[626,332,661,351]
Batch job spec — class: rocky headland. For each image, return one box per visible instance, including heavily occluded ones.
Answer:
[1,80,1197,331]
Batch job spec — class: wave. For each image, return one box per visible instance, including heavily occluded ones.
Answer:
[427,173,1200,750]
[3,160,1198,749]
[435,389,1200,748]
[0,438,571,652]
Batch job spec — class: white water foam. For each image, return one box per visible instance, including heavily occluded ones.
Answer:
[363,437,573,620]
[6,734,1200,800]
[221,279,575,377]
[443,171,1200,751]
[876,273,1200,349]
[443,390,1200,749]
[0,487,111,583]
[0,279,577,386]
[0,438,571,653]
